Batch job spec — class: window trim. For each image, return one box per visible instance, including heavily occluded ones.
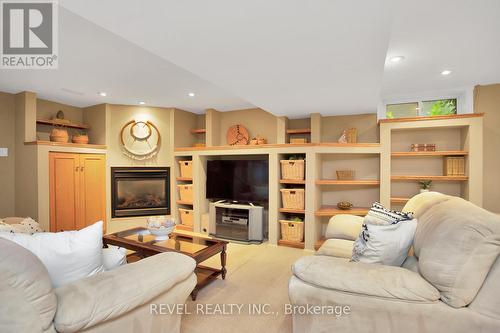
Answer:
[378,86,474,120]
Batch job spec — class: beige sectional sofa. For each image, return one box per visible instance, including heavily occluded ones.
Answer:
[0,238,197,333]
[289,193,500,332]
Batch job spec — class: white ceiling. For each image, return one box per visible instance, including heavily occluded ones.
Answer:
[382,0,500,97]
[0,8,254,112]
[1,1,499,117]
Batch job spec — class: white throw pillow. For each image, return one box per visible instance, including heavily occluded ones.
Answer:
[352,202,417,266]
[102,246,127,271]
[352,219,417,266]
[0,221,104,287]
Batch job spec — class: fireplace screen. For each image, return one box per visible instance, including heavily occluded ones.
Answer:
[111,167,170,218]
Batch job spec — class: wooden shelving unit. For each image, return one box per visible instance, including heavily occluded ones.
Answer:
[391,175,468,181]
[176,200,193,206]
[176,177,193,182]
[190,128,206,134]
[316,180,380,186]
[174,142,378,152]
[286,128,311,134]
[392,151,468,157]
[315,206,369,217]
[277,239,305,249]
[36,119,90,130]
[279,179,305,185]
[24,140,106,149]
[391,197,410,204]
[278,208,305,214]
[175,224,194,232]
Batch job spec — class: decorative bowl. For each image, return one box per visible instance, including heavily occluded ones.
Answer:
[147,216,176,240]
[337,201,353,210]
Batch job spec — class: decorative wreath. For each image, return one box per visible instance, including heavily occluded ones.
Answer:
[120,120,161,160]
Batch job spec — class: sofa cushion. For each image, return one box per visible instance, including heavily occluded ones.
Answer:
[292,255,439,302]
[0,221,105,288]
[54,252,196,333]
[316,238,354,258]
[0,238,57,333]
[414,197,500,308]
[325,214,363,241]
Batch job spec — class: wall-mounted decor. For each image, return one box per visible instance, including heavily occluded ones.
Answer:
[120,120,161,160]
[226,124,249,145]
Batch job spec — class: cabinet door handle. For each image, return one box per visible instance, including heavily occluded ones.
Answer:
[81,166,84,172]
[76,166,79,172]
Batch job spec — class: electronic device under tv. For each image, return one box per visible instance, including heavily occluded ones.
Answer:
[206,159,269,203]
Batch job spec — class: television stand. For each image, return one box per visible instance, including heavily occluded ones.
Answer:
[209,202,263,243]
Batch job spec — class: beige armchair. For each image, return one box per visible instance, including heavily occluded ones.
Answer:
[289,193,500,332]
[0,238,197,333]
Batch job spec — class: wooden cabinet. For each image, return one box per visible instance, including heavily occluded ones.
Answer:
[49,153,106,232]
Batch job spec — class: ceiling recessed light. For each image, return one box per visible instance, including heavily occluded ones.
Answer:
[441,70,452,75]
[389,56,405,63]
[138,101,146,105]
[188,92,195,97]
[98,92,107,97]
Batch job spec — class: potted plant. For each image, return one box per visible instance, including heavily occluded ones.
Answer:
[418,180,432,193]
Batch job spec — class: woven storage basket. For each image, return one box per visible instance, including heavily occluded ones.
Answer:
[178,161,193,178]
[177,184,193,202]
[280,220,304,242]
[346,128,357,143]
[280,160,305,180]
[179,208,193,226]
[280,188,305,210]
[336,170,354,180]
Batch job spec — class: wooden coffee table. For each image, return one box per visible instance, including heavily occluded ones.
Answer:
[103,227,228,300]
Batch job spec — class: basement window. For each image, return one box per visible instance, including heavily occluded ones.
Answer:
[386,99,457,119]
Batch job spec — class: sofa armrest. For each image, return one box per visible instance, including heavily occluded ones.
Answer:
[54,252,196,333]
[293,255,439,302]
[325,214,363,240]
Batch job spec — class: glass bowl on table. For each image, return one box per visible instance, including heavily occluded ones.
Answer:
[146,216,176,240]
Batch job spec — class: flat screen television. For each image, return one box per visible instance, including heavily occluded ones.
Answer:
[206,159,269,202]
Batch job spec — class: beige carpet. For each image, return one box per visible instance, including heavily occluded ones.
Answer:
[181,242,310,333]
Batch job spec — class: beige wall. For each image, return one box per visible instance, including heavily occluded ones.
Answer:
[37,98,83,123]
[321,113,378,143]
[105,104,174,232]
[474,84,500,213]
[14,92,38,219]
[0,92,16,216]
[83,104,107,145]
[218,108,278,144]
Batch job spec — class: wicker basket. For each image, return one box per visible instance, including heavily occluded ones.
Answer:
[346,128,357,143]
[179,208,193,226]
[280,220,304,242]
[50,128,69,143]
[280,188,305,210]
[280,160,305,180]
[178,160,193,178]
[336,170,354,180]
[177,184,193,202]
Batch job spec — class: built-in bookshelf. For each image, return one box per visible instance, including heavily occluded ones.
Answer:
[172,113,482,250]
[174,156,194,232]
[380,114,483,210]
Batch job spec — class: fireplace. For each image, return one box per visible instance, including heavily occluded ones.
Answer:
[111,167,170,218]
